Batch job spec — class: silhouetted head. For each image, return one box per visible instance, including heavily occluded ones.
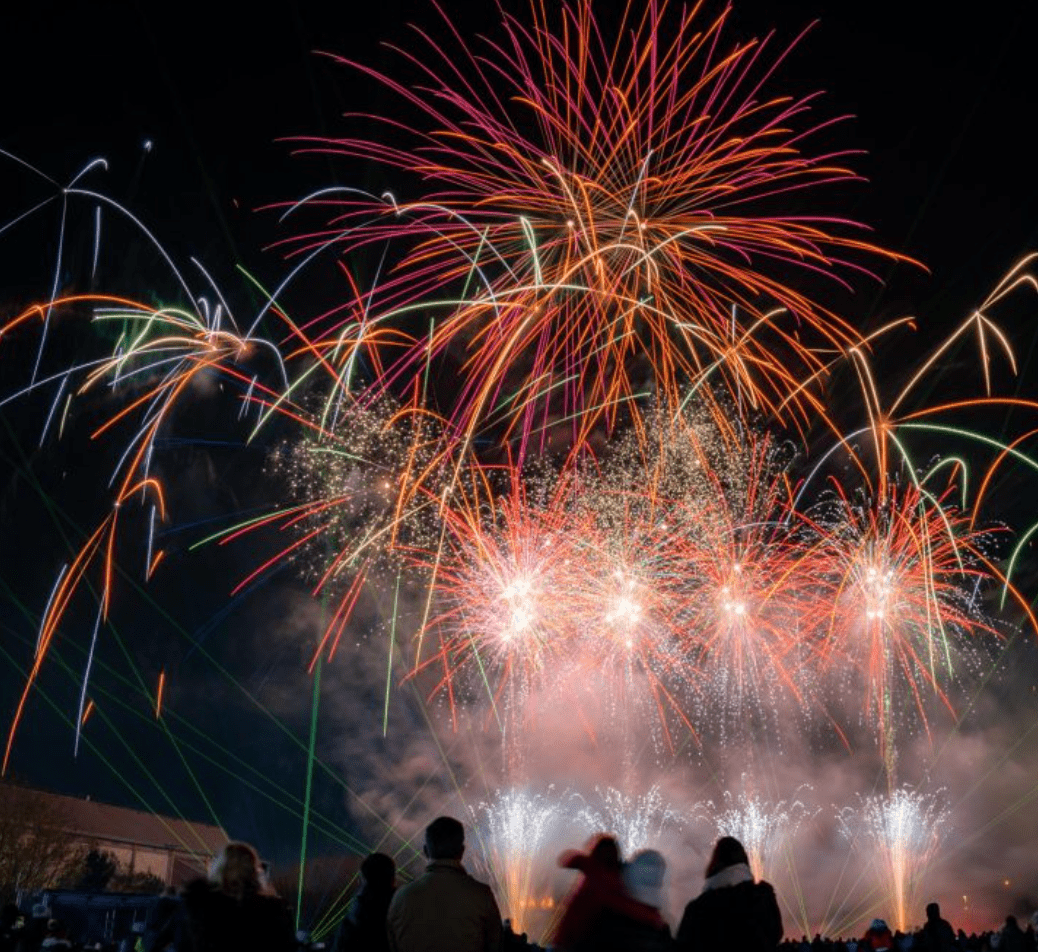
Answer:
[623,849,666,909]
[705,836,750,878]
[927,903,941,921]
[360,852,396,891]
[1006,917,1019,930]
[424,816,465,860]
[589,834,622,869]
[210,841,264,899]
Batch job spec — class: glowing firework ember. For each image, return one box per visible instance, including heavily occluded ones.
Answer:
[838,787,952,933]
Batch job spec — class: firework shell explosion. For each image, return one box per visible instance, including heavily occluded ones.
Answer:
[280,0,915,447]
[1,0,1038,939]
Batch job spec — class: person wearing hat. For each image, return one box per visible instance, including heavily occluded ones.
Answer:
[864,918,894,952]
[552,836,666,952]
[675,836,782,952]
[609,850,675,952]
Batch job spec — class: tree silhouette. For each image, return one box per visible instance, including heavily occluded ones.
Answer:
[77,849,118,892]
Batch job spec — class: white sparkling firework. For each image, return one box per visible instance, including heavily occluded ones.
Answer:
[708,788,816,882]
[838,786,952,933]
[576,785,685,856]
[470,788,566,934]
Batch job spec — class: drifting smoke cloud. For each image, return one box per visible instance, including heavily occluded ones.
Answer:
[248,563,1038,938]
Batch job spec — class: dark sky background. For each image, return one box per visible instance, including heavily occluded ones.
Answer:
[2,0,1038,933]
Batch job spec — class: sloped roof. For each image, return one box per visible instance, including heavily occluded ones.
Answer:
[8,784,227,859]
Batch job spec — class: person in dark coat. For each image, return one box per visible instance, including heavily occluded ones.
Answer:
[675,835,783,952]
[1001,917,1027,952]
[334,852,396,952]
[918,903,957,952]
[175,841,296,952]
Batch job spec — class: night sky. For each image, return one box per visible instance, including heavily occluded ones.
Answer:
[3,0,1038,933]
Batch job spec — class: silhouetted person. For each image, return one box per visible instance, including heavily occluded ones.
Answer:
[176,841,295,952]
[602,849,675,952]
[1002,918,1027,952]
[918,903,957,952]
[39,920,71,951]
[386,816,501,952]
[0,905,20,952]
[675,836,783,952]
[864,920,894,952]
[334,852,397,952]
[553,835,665,952]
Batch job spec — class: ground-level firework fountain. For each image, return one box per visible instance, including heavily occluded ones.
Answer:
[470,789,568,936]
[839,788,952,933]
[710,790,816,884]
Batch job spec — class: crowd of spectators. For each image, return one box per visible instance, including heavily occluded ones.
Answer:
[779,909,1038,952]
[1,822,1034,952]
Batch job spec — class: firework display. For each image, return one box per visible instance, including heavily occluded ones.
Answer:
[708,789,816,882]
[575,785,686,857]
[838,788,952,933]
[1,0,1036,938]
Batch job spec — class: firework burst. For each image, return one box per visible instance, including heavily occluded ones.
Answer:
[283,0,909,449]
[811,480,1001,767]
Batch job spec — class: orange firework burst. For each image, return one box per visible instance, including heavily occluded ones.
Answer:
[812,479,1002,764]
[285,0,911,451]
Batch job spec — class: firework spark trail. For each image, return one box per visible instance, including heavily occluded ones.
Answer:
[280,0,913,447]
[0,290,292,771]
[838,787,952,933]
